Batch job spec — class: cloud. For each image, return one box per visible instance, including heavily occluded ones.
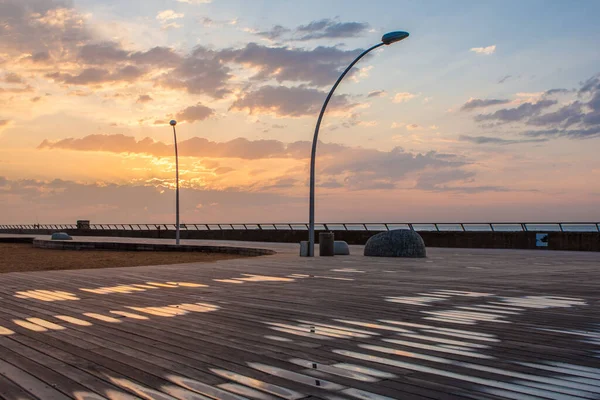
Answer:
[255,25,291,41]
[415,169,475,190]
[157,46,232,98]
[47,66,145,85]
[393,92,417,103]
[136,94,153,104]
[295,19,370,41]
[176,0,212,3]
[474,99,557,123]
[175,103,215,123]
[367,90,386,98]
[38,135,289,160]
[130,47,182,67]
[3,72,24,84]
[78,42,129,65]
[458,135,548,145]
[230,85,355,117]
[522,126,600,140]
[406,124,422,131]
[156,10,184,21]
[471,74,600,140]
[0,0,91,58]
[527,102,584,127]
[498,75,512,84]
[219,43,365,87]
[78,42,182,67]
[0,119,11,128]
[461,98,511,111]
[36,134,473,192]
[0,176,297,223]
[470,45,496,55]
[254,19,370,42]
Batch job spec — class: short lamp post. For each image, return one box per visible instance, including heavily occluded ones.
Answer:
[307,31,410,257]
[170,120,181,245]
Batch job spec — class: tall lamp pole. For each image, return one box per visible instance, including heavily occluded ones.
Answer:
[170,120,181,245]
[307,31,410,256]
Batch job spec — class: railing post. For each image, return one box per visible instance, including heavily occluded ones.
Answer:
[460,223,465,231]
[408,223,414,231]
[559,223,564,232]
[521,223,527,232]
[490,224,495,232]
[435,223,440,232]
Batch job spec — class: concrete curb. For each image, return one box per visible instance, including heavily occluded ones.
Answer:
[32,238,276,257]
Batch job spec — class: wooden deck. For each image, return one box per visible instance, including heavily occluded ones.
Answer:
[0,239,599,400]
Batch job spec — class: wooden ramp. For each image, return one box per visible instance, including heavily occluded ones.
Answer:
[0,244,599,399]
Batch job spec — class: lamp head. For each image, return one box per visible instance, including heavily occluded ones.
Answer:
[170,120,177,126]
[382,31,409,45]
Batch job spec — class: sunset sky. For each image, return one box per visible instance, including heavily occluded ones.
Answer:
[1,0,600,224]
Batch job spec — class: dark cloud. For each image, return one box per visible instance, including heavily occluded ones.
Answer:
[219,43,364,87]
[522,126,600,140]
[130,47,182,67]
[78,43,182,68]
[465,74,600,141]
[254,19,369,42]
[136,94,153,104]
[158,46,232,98]
[230,85,355,117]
[28,51,51,63]
[47,66,145,85]
[0,0,90,58]
[295,19,370,41]
[3,72,24,84]
[321,147,468,190]
[175,103,215,123]
[78,42,129,64]
[38,134,289,160]
[545,88,571,96]
[459,135,548,145]
[474,99,557,123]
[256,25,291,40]
[367,90,386,98]
[498,75,512,84]
[461,98,511,111]
[528,102,584,127]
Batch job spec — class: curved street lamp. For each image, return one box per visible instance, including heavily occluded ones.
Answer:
[170,119,181,245]
[307,31,410,257]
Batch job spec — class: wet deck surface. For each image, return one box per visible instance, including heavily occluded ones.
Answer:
[0,238,599,400]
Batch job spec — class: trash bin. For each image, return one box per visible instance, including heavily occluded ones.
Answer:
[319,232,335,257]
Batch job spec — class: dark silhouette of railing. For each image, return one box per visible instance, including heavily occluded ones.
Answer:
[1,222,599,232]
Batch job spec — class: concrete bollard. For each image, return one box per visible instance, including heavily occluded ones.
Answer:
[319,232,335,257]
[299,241,309,257]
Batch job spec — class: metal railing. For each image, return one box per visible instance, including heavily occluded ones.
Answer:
[1,222,599,232]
